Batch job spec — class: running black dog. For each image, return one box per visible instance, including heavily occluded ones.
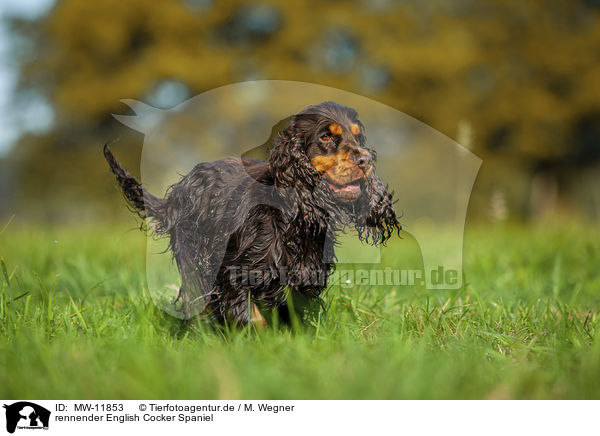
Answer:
[105,101,400,324]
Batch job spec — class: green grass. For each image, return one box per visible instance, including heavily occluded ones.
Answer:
[1,219,599,399]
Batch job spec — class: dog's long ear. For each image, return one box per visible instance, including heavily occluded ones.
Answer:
[269,120,320,189]
[354,171,401,245]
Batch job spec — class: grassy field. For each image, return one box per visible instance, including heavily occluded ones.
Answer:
[1,219,599,399]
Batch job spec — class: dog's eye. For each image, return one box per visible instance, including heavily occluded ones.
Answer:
[320,134,331,142]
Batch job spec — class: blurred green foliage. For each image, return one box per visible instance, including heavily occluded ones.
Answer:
[3,0,600,221]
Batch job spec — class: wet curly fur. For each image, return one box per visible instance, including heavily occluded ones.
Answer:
[104,101,400,324]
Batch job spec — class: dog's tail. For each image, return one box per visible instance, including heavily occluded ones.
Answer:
[103,142,165,223]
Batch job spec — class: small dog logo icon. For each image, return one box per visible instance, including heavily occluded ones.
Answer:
[3,402,50,434]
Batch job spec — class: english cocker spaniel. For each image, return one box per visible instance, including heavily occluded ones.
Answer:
[104,101,400,325]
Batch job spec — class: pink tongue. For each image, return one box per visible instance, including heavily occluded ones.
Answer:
[332,182,360,193]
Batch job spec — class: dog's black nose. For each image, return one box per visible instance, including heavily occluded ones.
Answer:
[355,153,372,170]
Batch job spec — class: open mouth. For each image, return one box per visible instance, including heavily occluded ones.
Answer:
[327,180,362,195]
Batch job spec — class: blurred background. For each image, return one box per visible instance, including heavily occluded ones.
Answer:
[1,0,600,225]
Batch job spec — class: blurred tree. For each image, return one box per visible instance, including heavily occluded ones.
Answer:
[3,0,600,220]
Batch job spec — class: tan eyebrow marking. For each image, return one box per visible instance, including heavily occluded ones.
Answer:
[329,123,342,135]
[350,123,360,135]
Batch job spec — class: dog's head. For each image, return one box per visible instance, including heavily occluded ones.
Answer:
[269,101,400,244]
